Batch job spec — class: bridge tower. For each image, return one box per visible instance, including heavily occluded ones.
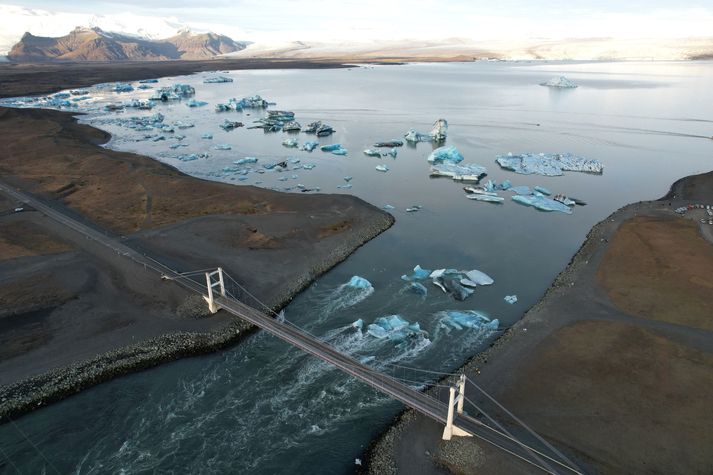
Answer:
[443,374,472,440]
[204,268,226,314]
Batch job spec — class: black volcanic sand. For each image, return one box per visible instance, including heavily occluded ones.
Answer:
[0,59,351,99]
[0,102,393,419]
[365,171,713,475]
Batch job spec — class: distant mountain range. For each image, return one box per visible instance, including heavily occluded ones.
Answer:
[8,26,248,61]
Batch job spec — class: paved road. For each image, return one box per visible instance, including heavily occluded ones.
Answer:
[0,180,581,474]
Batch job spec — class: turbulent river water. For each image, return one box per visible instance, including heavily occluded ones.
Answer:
[1,61,712,474]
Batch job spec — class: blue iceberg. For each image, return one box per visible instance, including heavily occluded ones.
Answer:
[367,315,428,342]
[438,310,499,332]
[112,83,134,93]
[186,99,208,107]
[496,152,604,176]
[301,141,319,152]
[282,138,299,148]
[204,76,234,83]
[320,144,343,152]
[234,157,258,165]
[504,295,518,304]
[375,165,389,172]
[220,120,243,131]
[214,144,232,150]
[401,265,432,281]
[534,186,551,195]
[427,146,464,164]
[512,193,574,214]
[346,276,372,289]
[139,79,158,84]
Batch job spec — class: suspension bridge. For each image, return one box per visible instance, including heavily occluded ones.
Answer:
[0,181,585,474]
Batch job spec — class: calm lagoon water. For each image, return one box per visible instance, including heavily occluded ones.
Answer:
[1,61,712,474]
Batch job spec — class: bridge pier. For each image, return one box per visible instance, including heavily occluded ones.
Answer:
[443,374,471,440]
[204,267,226,314]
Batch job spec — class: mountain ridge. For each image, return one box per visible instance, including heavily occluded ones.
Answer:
[8,26,248,61]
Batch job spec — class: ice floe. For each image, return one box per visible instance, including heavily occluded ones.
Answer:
[496,152,603,176]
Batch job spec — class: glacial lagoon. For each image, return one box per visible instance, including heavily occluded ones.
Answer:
[1,61,712,473]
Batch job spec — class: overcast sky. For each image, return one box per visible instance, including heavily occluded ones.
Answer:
[3,1,713,45]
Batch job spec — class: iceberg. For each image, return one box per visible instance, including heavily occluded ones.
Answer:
[504,295,518,304]
[352,319,364,330]
[496,152,604,176]
[123,99,155,109]
[404,129,431,143]
[214,144,232,150]
[303,121,321,134]
[466,194,504,203]
[401,265,432,281]
[534,186,551,195]
[234,157,258,165]
[512,193,574,214]
[139,79,158,83]
[316,124,335,137]
[176,153,208,162]
[321,144,344,152]
[137,84,153,90]
[201,133,213,139]
[430,161,487,180]
[301,141,319,152]
[239,94,269,108]
[204,76,233,83]
[282,121,301,132]
[331,149,348,156]
[427,146,464,164]
[112,83,134,93]
[282,138,299,148]
[540,76,578,88]
[440,276,474,301]
[464,269,494,286]
[387,148,398,158]
[375,165,389,172]
[373,140,403,147]
[220,120,244,131]
[438,310,499,332]
[149,84,195,101]
[186,99,208,107]
[346,276,373,289]
[430,119,448,141]
[363,149,382,157]
[367,315,427,342]
[403,119,448,143]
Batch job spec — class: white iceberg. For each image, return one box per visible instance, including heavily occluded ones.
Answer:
[540,76,578,88]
